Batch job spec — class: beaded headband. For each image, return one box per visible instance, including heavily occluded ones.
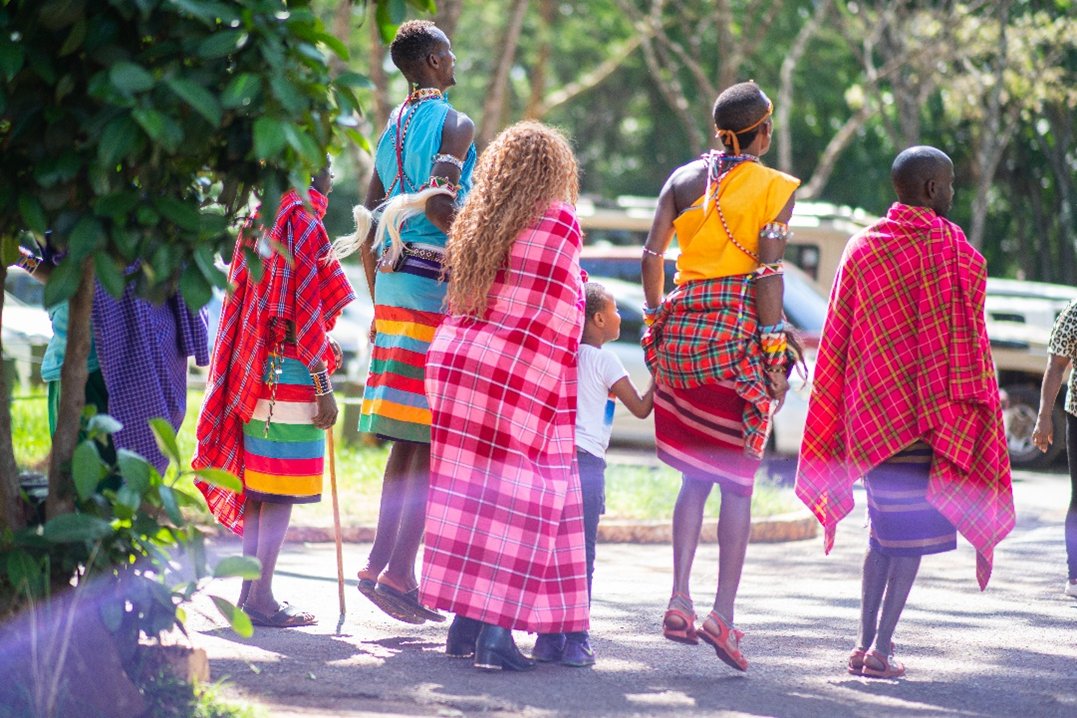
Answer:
[716,99,773,156]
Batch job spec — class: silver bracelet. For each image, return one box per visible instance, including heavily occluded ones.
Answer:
[642,247,665,258]
[432,153,464,171]
[759,222,789,241]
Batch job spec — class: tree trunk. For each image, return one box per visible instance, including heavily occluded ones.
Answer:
[46,258,94,519]
[368,16,390,132]
[0,265,24,533]
[777,0,833,174]
[524,0,554,119]
[476,0,530,149]
[434,0,464,39]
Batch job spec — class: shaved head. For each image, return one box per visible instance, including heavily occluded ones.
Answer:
[891,146,955,217]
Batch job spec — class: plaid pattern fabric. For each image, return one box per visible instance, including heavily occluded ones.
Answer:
[91,278,209,475]
[642,275,774,456]
[796,203,1014,589]
[420,202,591,633]
[193,189,355,535]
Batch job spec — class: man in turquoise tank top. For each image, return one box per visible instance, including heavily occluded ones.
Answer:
[354,20,476,625]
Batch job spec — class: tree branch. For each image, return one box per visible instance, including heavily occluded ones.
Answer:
[777,0,833,173]
[477,0,530,148]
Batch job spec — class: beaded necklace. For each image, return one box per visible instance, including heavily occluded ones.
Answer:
[383,87,445,199]
[702,150,761,262]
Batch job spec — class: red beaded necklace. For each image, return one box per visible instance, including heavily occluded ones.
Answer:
[383,87,445,199]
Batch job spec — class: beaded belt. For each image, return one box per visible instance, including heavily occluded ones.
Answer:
[403,242,445,263]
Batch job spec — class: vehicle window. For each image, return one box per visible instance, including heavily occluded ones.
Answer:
[782,269,827,333]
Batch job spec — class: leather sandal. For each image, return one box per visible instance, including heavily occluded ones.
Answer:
[698,611,748,672]
[847,647,868,675]
[862,649,906,679]
[662,593,699,645]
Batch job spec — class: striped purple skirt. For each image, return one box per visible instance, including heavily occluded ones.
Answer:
[864,442,956,557]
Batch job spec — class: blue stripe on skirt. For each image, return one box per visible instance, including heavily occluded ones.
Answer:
[865,445,957,557]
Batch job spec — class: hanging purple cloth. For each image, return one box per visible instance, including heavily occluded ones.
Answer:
[91,280,209,474]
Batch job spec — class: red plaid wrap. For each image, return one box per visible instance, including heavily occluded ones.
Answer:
[420,202,590,633]
[642,275,774,457]
[192,189,355,535]
[796,203,1015,589]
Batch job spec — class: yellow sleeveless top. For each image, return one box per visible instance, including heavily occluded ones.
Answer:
[673,162,800,285]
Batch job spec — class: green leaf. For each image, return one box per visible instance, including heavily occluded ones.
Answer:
[315,31,348,61]
[199,31,245,60]
[154,197,201,232]
[282,123,321,165]
[0,236,21,268]
[110,61,155,93]
[132,108,184,151]
[43,513,113,543]
[94,191,139,219]
[179,264,212,311]
[344,127,373,155]
[118,449,151,493]
[149,417,181,465]
[59,19,87,57]
[43,257,82,308]
[193,243,227,289]
[6,550,43,597]
[72,440,104,501]
[69,216,107,260]
[115,485,142,514]
[18,195,47,234]
[335,71,373,90]
[212,556,261,580]
[220,73,261,109]
[194,467,242,493]
[211,595,253,638]
[94,252,125,298]
[376,0,408,43]
[165,77,222,126]
[0,38,26,82]
[97,115,138,166]
[253,117,286,159]
[270,75,305,115]
[87,413,123,436]
[158,485,183,525]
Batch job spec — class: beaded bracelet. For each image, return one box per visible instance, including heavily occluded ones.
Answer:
[422,175,460,197]
[432,153,464,171]
[754,260,784,280]
[310,369,333,397]
[15,251,41,274]
[757,322,786,335]
[759,221,789,242]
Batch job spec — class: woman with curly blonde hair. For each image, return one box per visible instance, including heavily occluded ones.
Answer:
[420,121,589,672]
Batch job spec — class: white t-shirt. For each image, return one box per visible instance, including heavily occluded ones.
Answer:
[576,344,629,458]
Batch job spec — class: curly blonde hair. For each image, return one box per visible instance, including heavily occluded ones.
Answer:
[445,121,579,316]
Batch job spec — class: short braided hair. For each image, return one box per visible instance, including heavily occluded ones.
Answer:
[390,20,442,78]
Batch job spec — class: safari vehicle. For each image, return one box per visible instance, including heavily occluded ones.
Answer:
[577,197,1077,469]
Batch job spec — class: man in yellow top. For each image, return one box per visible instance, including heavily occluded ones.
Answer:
[641,81,799,672]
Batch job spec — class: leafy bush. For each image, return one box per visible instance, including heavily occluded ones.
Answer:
[0,408,258,639]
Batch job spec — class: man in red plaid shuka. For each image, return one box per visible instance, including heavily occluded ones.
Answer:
[194,166,355,627]
[796,146,1015,679]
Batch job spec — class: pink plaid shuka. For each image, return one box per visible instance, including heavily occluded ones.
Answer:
[420,202,590,634]
[796,203,1015,589]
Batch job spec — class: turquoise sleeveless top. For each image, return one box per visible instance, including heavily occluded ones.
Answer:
[372,96,476,312]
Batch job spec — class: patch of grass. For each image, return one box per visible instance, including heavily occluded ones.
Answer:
[10,389,50,471]
[14,388,801,524]
[603,463,798,520]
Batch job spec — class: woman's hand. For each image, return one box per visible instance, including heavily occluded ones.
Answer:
[1031,415,1053,453]
[368,319,377,344]
[766,368,789,410]
[312,392,338,430]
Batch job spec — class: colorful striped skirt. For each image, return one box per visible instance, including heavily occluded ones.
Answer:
[864,442,956,557]
[358,304,442,443]
[654,380,761,496]
[242,355,323,504]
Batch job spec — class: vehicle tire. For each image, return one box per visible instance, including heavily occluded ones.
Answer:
[1002,383,1065,469]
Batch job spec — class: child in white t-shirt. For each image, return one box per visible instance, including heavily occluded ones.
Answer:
[533,281,654,667]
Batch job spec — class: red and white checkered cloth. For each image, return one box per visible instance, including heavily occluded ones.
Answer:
[192,189,355,535]
[420,202,590,633]
[796,203,1015,589]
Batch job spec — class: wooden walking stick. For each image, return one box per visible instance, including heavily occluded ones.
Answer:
[327,429,346,633]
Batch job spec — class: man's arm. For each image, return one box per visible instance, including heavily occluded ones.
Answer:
[1032,353,1070,452]
[642,176,680,311]
[425,110,475,234]
[358,172,385,305]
